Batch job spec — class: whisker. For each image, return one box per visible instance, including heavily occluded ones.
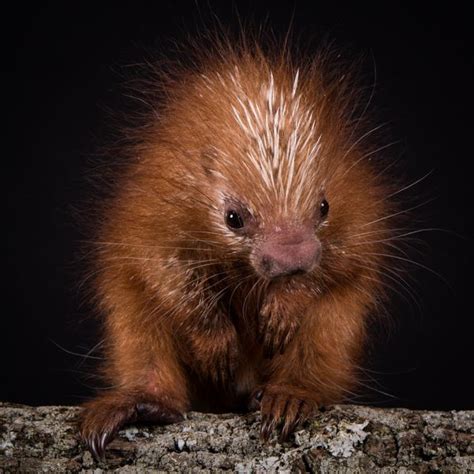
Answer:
[340,140,399,179]
[340,122,388,163]
[50,340,104,361]
[384,169,434,200]
[361,197,436,228]
[361,251,451,289]
[355,263,423,315]
[344,227,449,241]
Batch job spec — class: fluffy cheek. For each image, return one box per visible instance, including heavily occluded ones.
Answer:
[318,236,362,285]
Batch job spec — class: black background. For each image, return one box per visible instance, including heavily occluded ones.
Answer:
[6,2,473,409]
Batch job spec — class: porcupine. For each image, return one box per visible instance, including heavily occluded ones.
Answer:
[80,34,400,459]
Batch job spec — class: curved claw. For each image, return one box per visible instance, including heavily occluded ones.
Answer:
[82,425,117,462]
[88,436,98,461]
[278,399,303,442]
[99,430,113,459]
[261,415,278,442]
[259,387,317,443]
[84,432,105,462]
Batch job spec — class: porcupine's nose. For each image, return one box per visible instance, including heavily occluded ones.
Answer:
[258,228,322,279]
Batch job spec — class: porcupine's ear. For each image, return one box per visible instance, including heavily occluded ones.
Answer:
[200,147,219,178]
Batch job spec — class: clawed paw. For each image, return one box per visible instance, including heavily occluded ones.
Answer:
[80,393,183,461]
[258,386,317,443]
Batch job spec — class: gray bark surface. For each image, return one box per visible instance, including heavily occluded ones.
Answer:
[0,402,472,472]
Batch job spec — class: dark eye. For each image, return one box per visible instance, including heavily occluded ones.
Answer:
[225,210,244,229]
[320,199,329,218]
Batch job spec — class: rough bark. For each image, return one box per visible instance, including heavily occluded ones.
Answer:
[0,402,472,473]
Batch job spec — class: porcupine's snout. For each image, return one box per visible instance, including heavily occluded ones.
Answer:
[256,226,322,279]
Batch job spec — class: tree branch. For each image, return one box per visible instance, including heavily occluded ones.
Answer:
[1,403,472,472]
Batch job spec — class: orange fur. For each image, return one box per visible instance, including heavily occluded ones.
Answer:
[80,35,398,458]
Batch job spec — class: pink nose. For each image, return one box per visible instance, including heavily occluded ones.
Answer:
[258,232,321,279]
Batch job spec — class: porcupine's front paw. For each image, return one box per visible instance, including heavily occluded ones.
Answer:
[259,296,300,358]
[80,391,183,461]
[255,384,318,442]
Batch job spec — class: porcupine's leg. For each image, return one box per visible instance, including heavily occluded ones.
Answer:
[80,285,190,460]
[180,307,240,386]
[258,288,308,358]
[80,389,185,460]
[256,285,369,442]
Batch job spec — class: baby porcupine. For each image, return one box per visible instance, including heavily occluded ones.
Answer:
[80,34,398,459]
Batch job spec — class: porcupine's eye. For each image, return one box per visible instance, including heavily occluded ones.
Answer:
[320,199,329,218]
[225,210,245,229]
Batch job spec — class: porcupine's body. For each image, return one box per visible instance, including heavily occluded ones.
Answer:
[80,38,397,458]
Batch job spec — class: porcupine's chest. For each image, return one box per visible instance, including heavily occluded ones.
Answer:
[231,317,266,404]
[233,347,261,399]
[219,282,268,405]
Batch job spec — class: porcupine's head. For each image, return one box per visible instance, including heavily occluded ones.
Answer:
[149,43,396,295]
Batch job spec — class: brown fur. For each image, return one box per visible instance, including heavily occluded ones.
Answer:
[80,35,398,458]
